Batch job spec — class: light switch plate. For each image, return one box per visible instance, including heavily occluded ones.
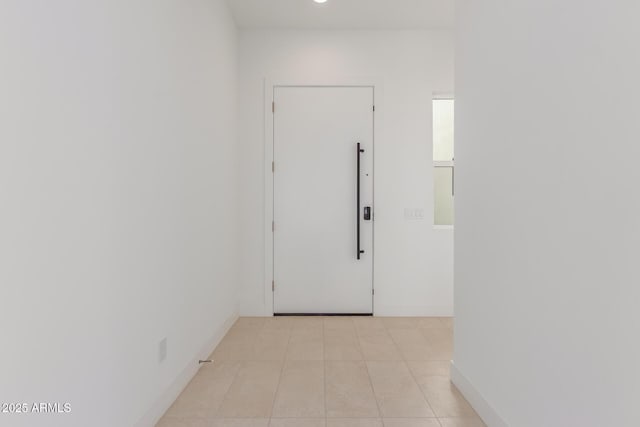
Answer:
[404,208,425,220]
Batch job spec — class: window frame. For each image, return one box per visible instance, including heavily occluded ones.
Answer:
[433,96,455,229]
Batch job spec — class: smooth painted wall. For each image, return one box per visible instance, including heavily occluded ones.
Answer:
[0,1,239,426]
[454,1,640,426]
[238,30,454,316]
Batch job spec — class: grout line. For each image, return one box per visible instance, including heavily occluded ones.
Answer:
[322,317,328,426]
[359,330,385,422]
[266,321,292,421]
[212,340,249,417]
[386,327,439,419]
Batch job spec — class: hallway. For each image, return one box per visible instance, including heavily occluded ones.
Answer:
[158,317,484,427]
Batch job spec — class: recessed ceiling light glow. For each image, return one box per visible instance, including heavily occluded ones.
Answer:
[314,0,328,3]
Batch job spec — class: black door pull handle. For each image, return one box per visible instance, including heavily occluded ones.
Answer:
[357,143,364,259]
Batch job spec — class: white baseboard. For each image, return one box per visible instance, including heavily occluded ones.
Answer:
[374,304,453,317]
[136,312,239,427]
[450,361,509,427]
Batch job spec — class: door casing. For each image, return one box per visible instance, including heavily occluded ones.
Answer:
[263,78,384,316]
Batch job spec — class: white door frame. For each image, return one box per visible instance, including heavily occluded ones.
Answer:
[263,77,384,316]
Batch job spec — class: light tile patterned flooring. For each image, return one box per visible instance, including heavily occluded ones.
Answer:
[157,317,485,427]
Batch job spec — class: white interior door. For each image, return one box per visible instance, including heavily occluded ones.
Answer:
[273,86,374,314]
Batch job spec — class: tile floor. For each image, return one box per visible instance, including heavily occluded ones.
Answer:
[157,317,485,427]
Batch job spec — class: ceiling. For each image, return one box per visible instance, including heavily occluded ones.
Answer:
[226,0,454,30]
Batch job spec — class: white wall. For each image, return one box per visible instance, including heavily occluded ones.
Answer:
[238,30,454,316]
[454,1,640,426]
[0,1,239,426]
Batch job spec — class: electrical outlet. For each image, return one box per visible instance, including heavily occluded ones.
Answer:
[158,338,167,363]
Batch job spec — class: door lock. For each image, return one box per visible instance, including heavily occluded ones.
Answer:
[364,206,372,221]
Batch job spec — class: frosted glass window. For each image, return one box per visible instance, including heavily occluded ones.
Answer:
[434,167,454,226]
[433,98,454,226]
[433,99,455,161]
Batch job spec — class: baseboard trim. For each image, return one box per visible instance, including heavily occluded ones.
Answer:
[374,304,453,317]
[136,312,239,427]
[450,361,509,427]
